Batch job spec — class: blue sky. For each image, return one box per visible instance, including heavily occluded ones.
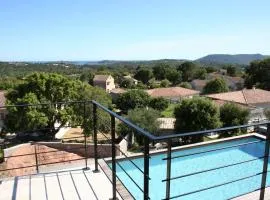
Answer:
[0,0,269,61]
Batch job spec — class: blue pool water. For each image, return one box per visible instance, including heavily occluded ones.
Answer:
[113,137,269,200]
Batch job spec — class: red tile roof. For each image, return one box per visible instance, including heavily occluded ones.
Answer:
[206,89,270,105]
[146,87,199,98]
[93,75,111,82]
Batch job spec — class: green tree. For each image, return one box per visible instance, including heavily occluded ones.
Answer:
[79,71,94,85]
[166,69,182,85]
[179,82,192,89]
[194,68,207,80]
[134,68,153,84]
[149,97,169,111]
[220,103,250,137]
[174,97,221,144]
[245,58,270,90]
[116,90,150,113]
[160,79,171,87]
[148,79,160,89]
[177,62,197,81]
[5,73,111,135]
[226,66,237,77]
[120,78,135,88]
[153,63,169,80]
[203,78,229,94]
[118,107,160,145]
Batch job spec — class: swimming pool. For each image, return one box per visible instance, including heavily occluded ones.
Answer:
[113,136,268,200]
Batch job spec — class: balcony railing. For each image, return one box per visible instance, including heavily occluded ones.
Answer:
[0,100,269,200]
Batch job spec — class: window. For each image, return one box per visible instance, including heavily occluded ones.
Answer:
[107,82,110,85]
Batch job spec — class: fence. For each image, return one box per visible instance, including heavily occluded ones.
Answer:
[0,100,270,200]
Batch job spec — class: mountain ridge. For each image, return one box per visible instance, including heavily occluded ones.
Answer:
[196,54,269,65]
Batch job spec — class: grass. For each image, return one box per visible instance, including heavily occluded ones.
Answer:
[161,104,177,117]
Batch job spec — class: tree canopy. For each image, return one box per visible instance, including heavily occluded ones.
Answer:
[116,90,150,113]
[134,68,153,84]
[177,62,197,82]
[174,97,221,144]
[5,73,111,135]
[118,107,160,145]
[203,78,229,94]
[149,97,169,111]
[245,58,270,90]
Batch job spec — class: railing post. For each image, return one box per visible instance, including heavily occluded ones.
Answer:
[144,137,150,200]
[111,114,118,200]
[260,123,270,200]
[165,140,172,200]
[34,143,39,173]
[93,103,99,173]
[83,102,89,170]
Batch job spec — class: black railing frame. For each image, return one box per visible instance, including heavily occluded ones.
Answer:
[0,100,269,200]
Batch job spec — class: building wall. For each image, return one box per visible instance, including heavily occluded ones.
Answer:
[105,76,116,92]
[93,76,116,93]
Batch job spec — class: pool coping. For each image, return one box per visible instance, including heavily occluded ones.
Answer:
[114,133,265,161]
[101,133,266,200]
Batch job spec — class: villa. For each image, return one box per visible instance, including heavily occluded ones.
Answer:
[206,88,270,122]
[93,75,116,93]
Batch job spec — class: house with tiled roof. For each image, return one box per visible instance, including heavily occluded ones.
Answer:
[205,88,270,122]
[93,75,115,93]
[146,87,200,102]
[0,91,7,131]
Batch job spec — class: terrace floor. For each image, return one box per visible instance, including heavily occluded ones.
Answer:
[0,164,122,200]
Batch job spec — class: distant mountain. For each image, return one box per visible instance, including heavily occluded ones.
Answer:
[196,54,268,65]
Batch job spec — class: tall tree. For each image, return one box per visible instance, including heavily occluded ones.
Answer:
[203,78,229,94]
[220,103,250,137]
[116,90,150,113]
[134,68,153,84]
[177,62,197,81]
[245,58,270,90]
[153,63,169,80]
[5,73,111,135]
[174,97,221,144]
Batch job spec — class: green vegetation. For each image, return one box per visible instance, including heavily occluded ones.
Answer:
[203,78,229,94]
[118,107,160,145]
[116,90,150,113]
[0,149,3,163]
[179,82,192,89]
[5,72,111,135]
[161,104,177,117]
[134,68,153,84]
[149,97,169,111]
[174,98,221,144]
[220,103,250,137]
[160,79,171,87]
[245,58,270,90]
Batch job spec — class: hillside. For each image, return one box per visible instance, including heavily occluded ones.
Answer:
[197,54,268,65]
